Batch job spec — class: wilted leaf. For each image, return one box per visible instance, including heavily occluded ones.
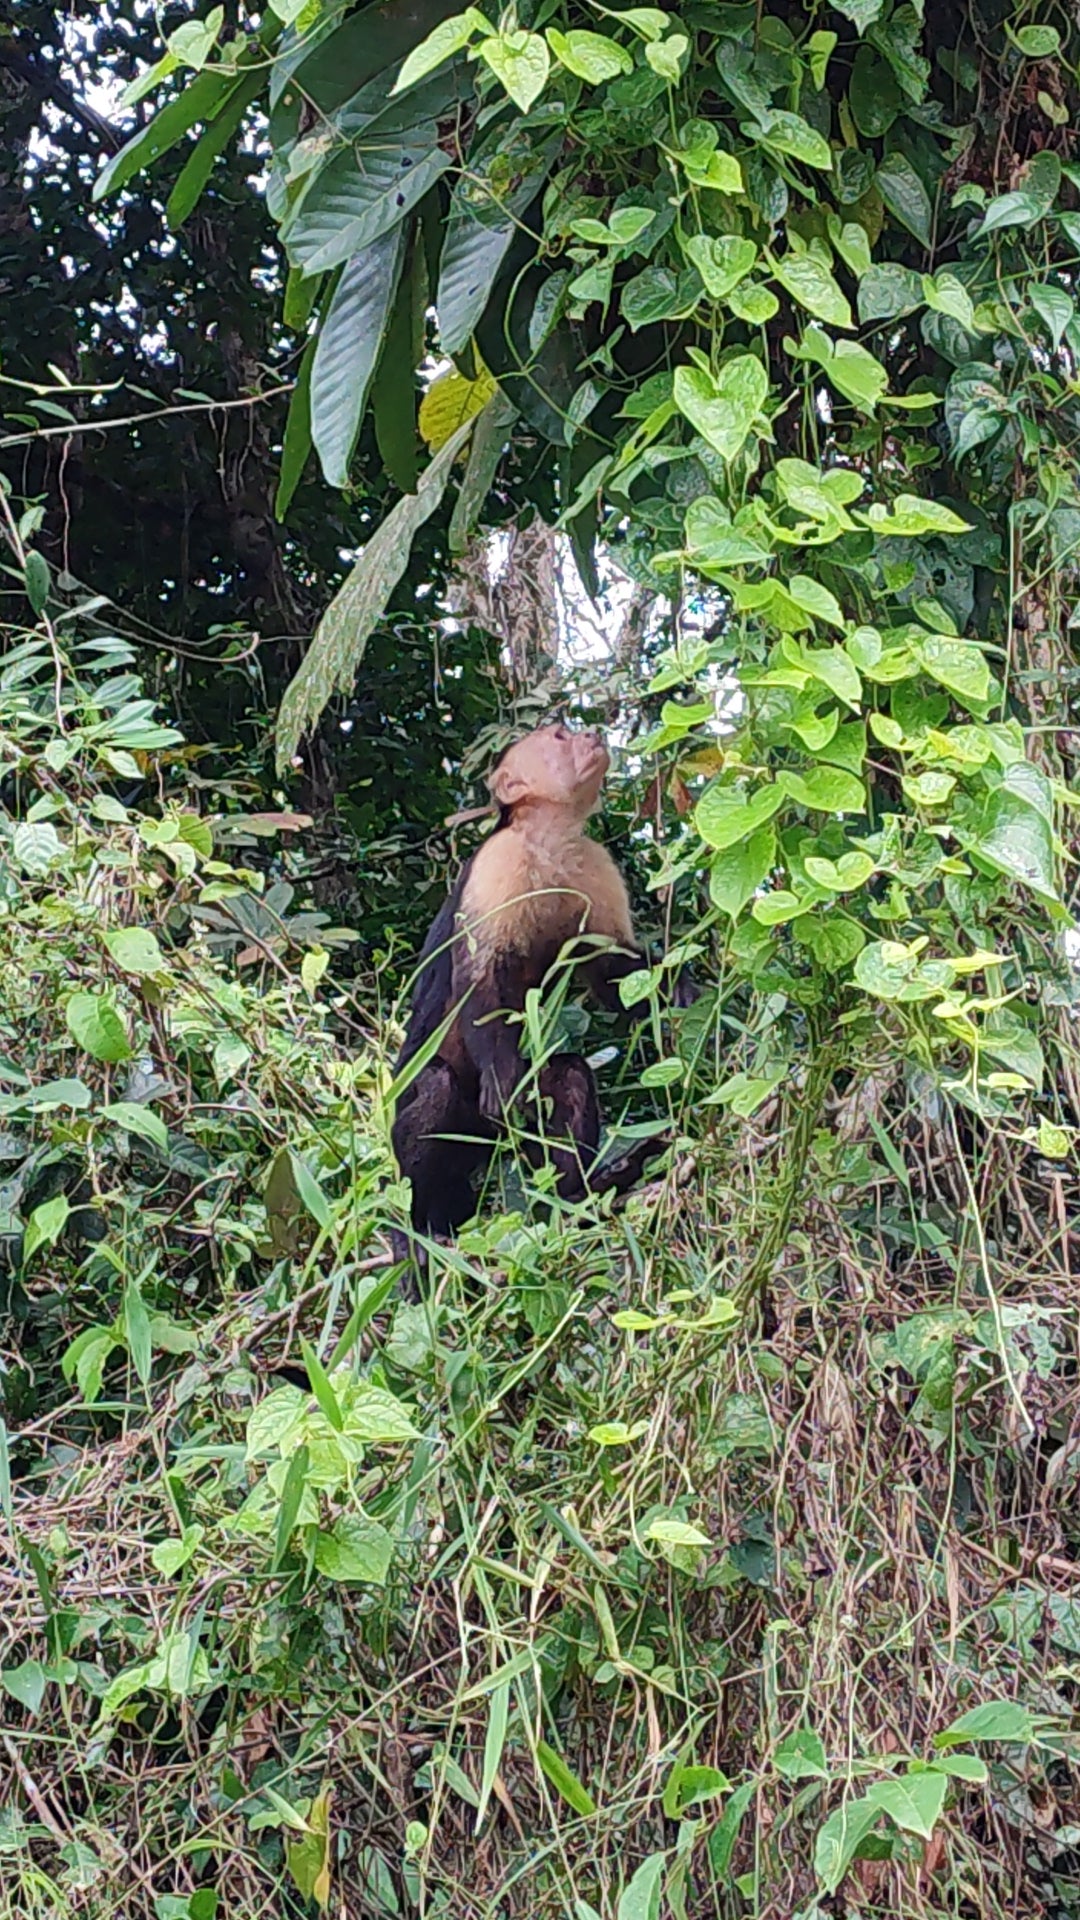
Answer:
[276,418,475,769]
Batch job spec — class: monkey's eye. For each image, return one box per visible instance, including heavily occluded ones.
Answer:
[554,724,569,740]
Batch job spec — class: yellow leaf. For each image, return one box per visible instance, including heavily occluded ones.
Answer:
[419,365,497,451]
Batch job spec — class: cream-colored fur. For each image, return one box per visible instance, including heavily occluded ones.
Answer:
[460,813,634,957]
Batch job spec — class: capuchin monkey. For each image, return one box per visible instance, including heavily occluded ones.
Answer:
[390,723,696,1265]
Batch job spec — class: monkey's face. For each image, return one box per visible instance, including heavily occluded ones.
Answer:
[490,724,609,815]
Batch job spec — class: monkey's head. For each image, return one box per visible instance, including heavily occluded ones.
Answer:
[488,724,610,820]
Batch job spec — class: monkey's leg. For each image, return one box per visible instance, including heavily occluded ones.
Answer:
[530,1052,601,1201]
[530,1053,671,1207]
[391,1060,492,1266]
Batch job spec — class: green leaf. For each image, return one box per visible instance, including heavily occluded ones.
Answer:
[437,129,560,355]
[854,939,953,1003]
[757,109,832,170]
[834,0,885,25]
[23,1194,70,1264]
[621,265,700,329]
[865,1771,947,1839]
[673,355,768,462]
[276,417,475,769]
[803,851,875,892]
[814,1797,882,1893]
[684,497,770,568]
[708,1778,755,1877]
[913,634,991,706]
[876,152,932,246]
[807,29,837,88]
[774,1728,828,1779]
[1,1659,47,1714]
[828,217,872,278]
[799,642,861,706]
[478,29,550,111]
[300,1335,344,1431]
[104,927,166,976]
[270,1443,310,1572]
[727,282,779,324]
[1030,281,1073,351]
[166,64,264,227]
[682,234,756,300]
[449,389,517,551]
[709,827,775,919]
[857,263,923,323]
[124,1278,153,1387]
[0,1077,90,1116]
[859,495,971,538]
[975,190,1040,239]
[276,335,315,522]
[644,32,688,81]
[313,1513,395,1583]
[773,252,852,329]
[536,1739,597,1817]
[392,9,486,91]
[968,781,1057,902]
[903,769,956,806]
[546,26,632,80]
[474,1680,510,1828]
[93,62,243,202]
[644,1516,711,1548]
[65,992,131,1064]
[793,914,865,970]
[283,137,449,278]
[935,1700,1039,1748]
[793,326,888,413]
[24,550,50,616]
[1012,22,1060,55]
[101,1102,169,1150]
[695,782,785,851]
[617,1851,667,1920]
[311,224,406,489]
[289,1150,332,1230]
[13,821,62,876]
[779,766,865,813]
[151,1524,204,1576]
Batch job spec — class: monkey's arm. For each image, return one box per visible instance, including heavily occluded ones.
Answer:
[393,860,471,1075]
[458,944,530,1123]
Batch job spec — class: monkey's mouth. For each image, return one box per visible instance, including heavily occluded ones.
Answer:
[576,735,609,781]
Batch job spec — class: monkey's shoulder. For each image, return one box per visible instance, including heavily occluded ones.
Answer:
[460,825,631,949]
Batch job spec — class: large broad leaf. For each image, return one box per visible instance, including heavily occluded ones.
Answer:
[94,57,254,201]
[709,828,776,919]
[695,782,785,851]
[311,224,406,488]
[282,135,449,276]
[814,1797,882,1894]
[791,326,887,412]
[437,130,561,354]
[270,0,462,121]
[682,233,756,300]
[968,780,1058,903]
[448,390,517,552]
[276,417,476,769]
[858,263,923,323]
[876,153,933,246]
[773,253,852,329]
[673,355,768,461]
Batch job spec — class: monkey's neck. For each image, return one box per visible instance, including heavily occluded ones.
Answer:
[506,801,591,845]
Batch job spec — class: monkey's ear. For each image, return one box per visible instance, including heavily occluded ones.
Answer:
[488,759,528,808]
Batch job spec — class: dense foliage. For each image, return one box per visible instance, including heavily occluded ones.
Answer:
[2,0,1080,1915]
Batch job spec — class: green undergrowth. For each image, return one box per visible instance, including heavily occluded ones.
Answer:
[0,639,1078,1920]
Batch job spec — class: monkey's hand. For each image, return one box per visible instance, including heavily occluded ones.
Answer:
[479,1059,521,1125]
[671,968,700,1009]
